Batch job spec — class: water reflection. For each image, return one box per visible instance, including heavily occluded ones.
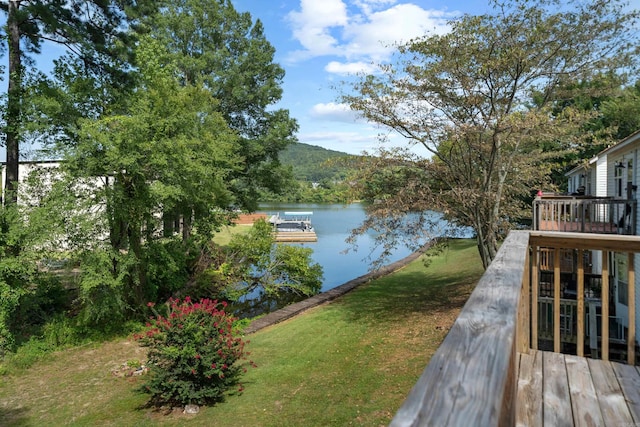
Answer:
[228,203,426,317]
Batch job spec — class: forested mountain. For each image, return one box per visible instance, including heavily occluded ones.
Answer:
[279,142,356,182]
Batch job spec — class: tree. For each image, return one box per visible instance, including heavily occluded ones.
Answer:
[343,0,639,269]
[0,0,154,205]
[192,219,323,317]
[144,0,298,211]
[60,36,241,313]
[601,80,640,141]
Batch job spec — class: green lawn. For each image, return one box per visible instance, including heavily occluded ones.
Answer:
[0,239,483,426]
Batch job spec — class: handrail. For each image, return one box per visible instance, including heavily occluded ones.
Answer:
[390,231,530,426]
[533,197,636,235]
[390,230,640,426]
[529,231,639,363]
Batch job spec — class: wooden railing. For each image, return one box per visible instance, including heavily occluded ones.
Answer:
[533,196,635,235]
[390,230,640,426]
[390,231,530,426]
[528,231,639,363]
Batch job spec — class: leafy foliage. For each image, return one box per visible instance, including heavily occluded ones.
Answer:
[189,220,323,316]
[1,0,155,203]
[145,0,298,210]
[135,297,254,407]
[279,143,355,182]
[344,0,639,269]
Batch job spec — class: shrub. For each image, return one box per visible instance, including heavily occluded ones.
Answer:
[135,297,254,407]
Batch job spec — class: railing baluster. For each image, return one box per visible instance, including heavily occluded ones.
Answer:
[533,198,635,235]
[577,249,585,357]
[628,252,635,365]
[554,247,561,353]
[519,245,531,353]
[532,246,539,350]
[602,251,609,361]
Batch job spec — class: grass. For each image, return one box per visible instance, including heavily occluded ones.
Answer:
[212,224,252,246]
[0,239,483,426]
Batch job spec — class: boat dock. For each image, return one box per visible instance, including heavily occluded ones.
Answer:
[268,211,317,242]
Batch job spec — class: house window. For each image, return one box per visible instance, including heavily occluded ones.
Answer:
[615,160,624,197]
[627,159,634,199]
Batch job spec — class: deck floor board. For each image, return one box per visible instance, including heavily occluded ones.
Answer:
[517,350,639,426]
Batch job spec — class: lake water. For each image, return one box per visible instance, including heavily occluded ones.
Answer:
[259,202,418,292]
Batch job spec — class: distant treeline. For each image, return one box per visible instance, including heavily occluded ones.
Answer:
[279,142,356,182]
[260,142,357,203]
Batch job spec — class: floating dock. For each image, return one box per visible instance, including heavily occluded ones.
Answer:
[268,211,317,242]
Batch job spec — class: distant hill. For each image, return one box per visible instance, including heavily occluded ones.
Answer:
[279,142,356,182]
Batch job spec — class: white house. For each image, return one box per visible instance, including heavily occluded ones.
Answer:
[559,130,640,351]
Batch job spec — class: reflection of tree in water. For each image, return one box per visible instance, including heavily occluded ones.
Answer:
[231,289,309,319]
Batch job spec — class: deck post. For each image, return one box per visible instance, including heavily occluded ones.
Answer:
[554,247,561,353]
[628,252,636,365]
[602,252,609,361]
[518,247,531,353]
[532,246,539,350]
[577,249,585,357]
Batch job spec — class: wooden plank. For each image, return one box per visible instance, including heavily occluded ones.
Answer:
[532,246,539,351]
[628,252,636,365]
[543,351,573,427]
[530,231,640,253]
[554,248,561,353]
[587,358,634,426]
[589,301,599,358]
[602,252,609,361]
[565,355,605,426]
[389,231,529,427]
[577,250,585,357]
[516,351,542,427]
[612,362,640,423]
[517,248,531,353]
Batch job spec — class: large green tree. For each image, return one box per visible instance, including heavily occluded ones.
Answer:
[145,0,298,211]
[344,0,639,269]
[61,37,241,312]
[0,0,154,204]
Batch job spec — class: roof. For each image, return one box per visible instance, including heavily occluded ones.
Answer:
[565,129,640,177]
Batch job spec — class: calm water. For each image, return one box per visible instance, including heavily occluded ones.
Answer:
[259,202,417,292]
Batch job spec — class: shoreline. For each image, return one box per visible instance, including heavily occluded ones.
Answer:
[244,241,434,334]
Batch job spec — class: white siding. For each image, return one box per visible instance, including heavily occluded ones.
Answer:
[596,155,608,197]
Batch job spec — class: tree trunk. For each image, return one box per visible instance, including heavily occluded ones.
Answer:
[182,207,193,242]
[128,223,147,306]
[4,1,22,205]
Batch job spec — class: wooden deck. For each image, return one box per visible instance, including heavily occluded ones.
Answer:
[538,220,618,233]
[517,350,640,426]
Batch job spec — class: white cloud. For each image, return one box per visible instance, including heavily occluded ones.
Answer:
[341,4,452,61]
[286,1,456,63]
[286,0,349,58]
[352,0,398,16]
[324,60,376,75]
[309,102,363,123]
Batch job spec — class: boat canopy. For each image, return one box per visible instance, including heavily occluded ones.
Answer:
[283,211,313,216]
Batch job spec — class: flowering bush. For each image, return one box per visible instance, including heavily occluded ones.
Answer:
[135,297,254,407]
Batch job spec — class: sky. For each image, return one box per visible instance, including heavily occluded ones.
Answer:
[2,0,496,159]
[229,0,492,155]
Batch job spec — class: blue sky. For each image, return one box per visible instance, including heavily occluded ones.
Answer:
[229,0,492,155]
[5,0,495,159]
